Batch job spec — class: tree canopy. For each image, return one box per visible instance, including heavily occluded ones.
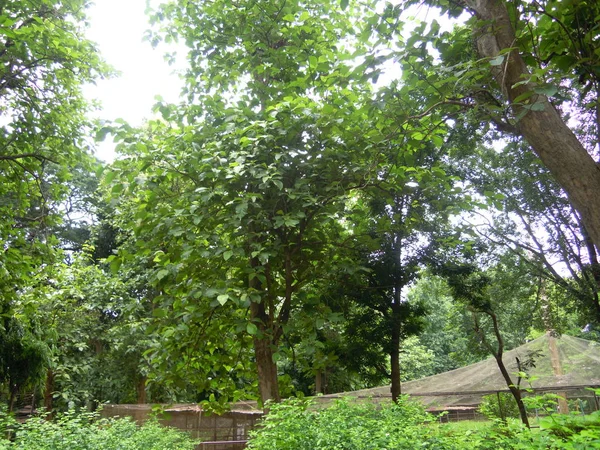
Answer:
[2,0,600,415]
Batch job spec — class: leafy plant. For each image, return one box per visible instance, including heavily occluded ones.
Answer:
[478,392,521,421]
[247,396,448,450]
[0,410,197,450]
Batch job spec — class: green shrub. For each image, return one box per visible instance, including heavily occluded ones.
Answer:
[247,395,600,450]
[247,396,456,450]
[0,410,197,450]
[541,410,600,440]
[478,392,521,421]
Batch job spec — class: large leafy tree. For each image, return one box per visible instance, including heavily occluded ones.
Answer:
[379,0,600,251]
[107,0,390,406]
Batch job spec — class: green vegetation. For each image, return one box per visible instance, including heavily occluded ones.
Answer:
[248,397,600,449]
[479,392,521,421]
[0,410,197,450]
[2,1,600,448]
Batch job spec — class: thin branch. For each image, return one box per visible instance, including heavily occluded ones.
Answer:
[0,153,58,164]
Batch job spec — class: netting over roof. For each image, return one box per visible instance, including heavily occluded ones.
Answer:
[323,334,600,408]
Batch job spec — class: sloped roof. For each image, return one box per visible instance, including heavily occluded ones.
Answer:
[320,334,600,407]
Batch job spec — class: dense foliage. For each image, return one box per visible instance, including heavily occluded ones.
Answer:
[2,0,600,429]
[0,410,197,450]
[247,396,600,449]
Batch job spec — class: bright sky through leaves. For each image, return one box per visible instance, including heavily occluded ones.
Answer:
[84,0,184,162]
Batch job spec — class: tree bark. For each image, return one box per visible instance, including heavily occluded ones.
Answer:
[494,354,530,427]
[390,279,403,402]
[8,384,17,413]
[250,299,280,407]
[390,318,401,402]
[136,376,147,404]
[547,333,570,413]
[44,369,54,413]
[315,369,322,395]
[464,0,600,251]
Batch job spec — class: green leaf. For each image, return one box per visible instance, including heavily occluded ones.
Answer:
[223,250,233,260]
[109,256,122,274]
[513,91,535,104]
[534,84,558,97]
[153,308,168,318]
[489,55,505,66]
[246,322,258,335]
[95,126,112,142]
[340,0,349,10]
[111,183,124,194]
[156,269,169,280]
[217,294,229,305]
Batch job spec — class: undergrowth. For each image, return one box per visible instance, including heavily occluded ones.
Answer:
[247,395,600,449]
[0,409,198,450]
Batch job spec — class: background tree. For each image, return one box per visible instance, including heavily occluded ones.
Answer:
[378,0,600,251]
[0,0,107,410]
[454,139,600,324]
[438,253,539,428]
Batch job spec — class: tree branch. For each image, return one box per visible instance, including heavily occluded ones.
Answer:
[0,153,58,164]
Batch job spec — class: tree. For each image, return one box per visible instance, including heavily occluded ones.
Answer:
[107,0,388,406]
[439,255,539,428]
[407,274,477,373]
[381,0,600,251]
[0,0,107,410]
[455,139,600,323]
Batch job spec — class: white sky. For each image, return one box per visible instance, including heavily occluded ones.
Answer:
[84,0,184,163]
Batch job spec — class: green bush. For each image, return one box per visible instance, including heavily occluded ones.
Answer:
[0,410,197,450]
[247,396,600,449]
[247,396,456,450]
[478,392,521,421]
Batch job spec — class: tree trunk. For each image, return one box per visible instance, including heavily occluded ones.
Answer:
[581,224,600,320]
[390,340,401,402]
[390,304,402,402]
[8,384,17,413]
[250,300,280,406]
[465,0,600,251]
[252,334,280,406]
[477,310,530,427]
[547,333,570,413]
[494,355,530,427]
[44,369,54,418]
[315,369,322,395]
[136,376,147,404]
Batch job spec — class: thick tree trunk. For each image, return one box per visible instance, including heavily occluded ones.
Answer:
[252,334,280,405]
[250,300,280,406]
[465,0,600,251]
